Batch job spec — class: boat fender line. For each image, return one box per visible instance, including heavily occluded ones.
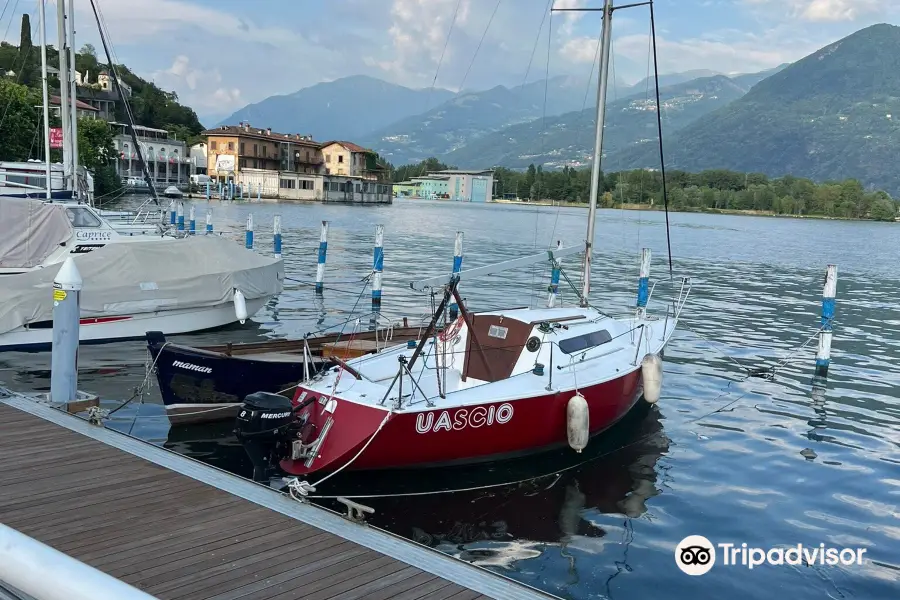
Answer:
[233,289,248,324]
[566,393,589,453]
[641,353,663,404]
[288,408,393,500]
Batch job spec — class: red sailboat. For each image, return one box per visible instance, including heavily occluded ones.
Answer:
[234,0,691,483]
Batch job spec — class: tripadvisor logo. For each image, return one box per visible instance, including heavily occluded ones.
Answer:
[674,535,867,576]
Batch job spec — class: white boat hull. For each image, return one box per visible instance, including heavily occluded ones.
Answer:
[0,297,269,351]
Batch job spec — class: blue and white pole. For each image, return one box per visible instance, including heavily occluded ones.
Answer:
[205,208,213,234]
[315,221,329,294]
[218,180,223,199]
[245,213,254,249]
[273,215,282,259]
[548,241,562,308]
[50,258,82,404]
[238,182,244,200]
[636,248,651,319]
[449,231,464,318]
[815,264,837,378]
[372,224,384,310]
[176,202,185,232]
[205,179,210,201]
[168,200,176,225]
[188,205,196,235]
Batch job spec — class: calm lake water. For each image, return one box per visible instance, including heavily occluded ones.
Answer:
[2,198,899,599]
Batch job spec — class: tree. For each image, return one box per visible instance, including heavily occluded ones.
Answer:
[80,43,97,59]
[0,80,40,161]
[16,15,36,87]
[77,118,115,171]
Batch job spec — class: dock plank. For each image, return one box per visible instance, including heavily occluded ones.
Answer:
[0,400,551,600]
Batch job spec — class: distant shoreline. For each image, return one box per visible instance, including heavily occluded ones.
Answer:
[487,199,897,222]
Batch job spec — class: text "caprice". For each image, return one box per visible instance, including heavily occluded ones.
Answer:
[719,543,867,569]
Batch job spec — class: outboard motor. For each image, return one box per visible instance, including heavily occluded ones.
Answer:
[234,392,297,482]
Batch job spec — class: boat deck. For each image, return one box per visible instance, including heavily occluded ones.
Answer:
[0,395,556,600]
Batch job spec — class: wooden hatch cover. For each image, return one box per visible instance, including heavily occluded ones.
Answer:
[463,314,533,383]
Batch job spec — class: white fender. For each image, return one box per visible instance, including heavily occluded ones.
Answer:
[233,289,248,324]
[566,393,589,452]
[641,353,663,404]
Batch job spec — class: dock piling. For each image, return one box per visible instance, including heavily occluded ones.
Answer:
[273,215,282,259]
[205,179,210,201]
[548,241,562,308]
[176,202,184,232]
[316,220,329,294]
[636,248,651,319]
[168,200,176,225]
[815,264,837,378]
[188,205,196,235]
[206,208,213,234]
[372,224,384,309]
[239,182,244,200]
[245,214,254,249]
[449,231,463,318]
[257,182,261,201]
[50,258,81,405]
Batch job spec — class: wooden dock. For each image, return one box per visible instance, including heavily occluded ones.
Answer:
[0,395,556,600]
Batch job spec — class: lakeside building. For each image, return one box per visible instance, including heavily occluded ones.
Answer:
[112,122,190,186]
[395,169,494,202]
[201,123,392,203]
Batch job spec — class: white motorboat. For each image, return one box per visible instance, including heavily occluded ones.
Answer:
[163,186,183,199]
[0,197,169,276]
[0,235,283,351]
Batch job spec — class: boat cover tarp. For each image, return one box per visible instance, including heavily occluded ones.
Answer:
[0,235,284,335]
[0,198,74,269]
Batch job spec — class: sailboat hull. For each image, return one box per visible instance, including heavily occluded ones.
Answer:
[281,368,643,475]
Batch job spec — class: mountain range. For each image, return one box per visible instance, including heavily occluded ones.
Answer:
[216,24,900,195]
[607,24,900,196]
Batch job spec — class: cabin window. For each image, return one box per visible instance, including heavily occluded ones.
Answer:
[558,329,613,354]
[338,155,344,164]
[227,142,234,151]
[65,207,102,228]
[240,142,245,154]
[210,141,217,150]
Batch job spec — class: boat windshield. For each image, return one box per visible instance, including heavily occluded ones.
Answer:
[558,329,612,354]
[66,206,103,228]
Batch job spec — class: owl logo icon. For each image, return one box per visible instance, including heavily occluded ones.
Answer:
[675,535,716,575]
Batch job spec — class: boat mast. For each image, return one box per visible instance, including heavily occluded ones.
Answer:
[86,0,160,206]
[38,0,51,200]
[67,0,80,201]
[55,0,72,194]
[580,0,614,307]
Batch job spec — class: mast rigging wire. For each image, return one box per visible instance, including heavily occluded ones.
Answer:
[648,0,674,279]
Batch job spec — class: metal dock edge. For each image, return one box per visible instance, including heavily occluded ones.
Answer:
[0,395,557,600]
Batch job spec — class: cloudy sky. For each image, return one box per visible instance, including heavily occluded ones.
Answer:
[3,0,899,125]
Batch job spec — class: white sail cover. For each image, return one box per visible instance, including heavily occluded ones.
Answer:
[0,198,74,269]
[0,235,284,335]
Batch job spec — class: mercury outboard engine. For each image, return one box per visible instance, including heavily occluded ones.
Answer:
[234,392,299,482]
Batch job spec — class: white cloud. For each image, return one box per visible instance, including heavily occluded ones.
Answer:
[741,0,896,22]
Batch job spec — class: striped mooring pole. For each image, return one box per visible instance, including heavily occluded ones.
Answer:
[315,221,329,294]
[168,200,176,225]
[188,205,196,235]
[257,182,262,201]
[50,258,82,404]
[636,248,651,319]
[205,179,210,201]
[205,208,213,234]
[449,231,464,318]
[245,213,254,249]
[547,241,562,308]
[815,264,837,378]
[273,215,282,259]
[372,225,384,310]
[176,202,184,232]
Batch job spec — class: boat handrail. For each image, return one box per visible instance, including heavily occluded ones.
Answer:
[0,523,156,600]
